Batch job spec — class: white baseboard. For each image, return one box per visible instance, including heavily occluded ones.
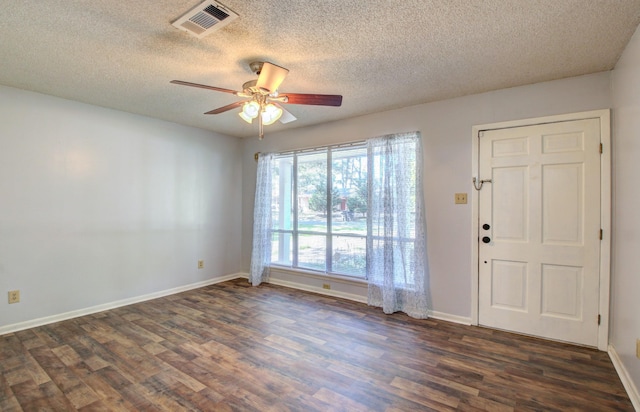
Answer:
[609,344,640,411]
[266,277,368,303]
[2,270,472,338]
[0,273,246,336]
[264,274,472,325]
[429,311,472,325]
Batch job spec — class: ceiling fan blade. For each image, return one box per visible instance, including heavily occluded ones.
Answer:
[255,62,289,93]
[281,93,342,107]
[205,100,246,115]
[275,104,297,124]
[170,80,239,95]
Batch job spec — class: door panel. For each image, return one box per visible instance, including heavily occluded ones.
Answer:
[493,167,528,242]
[541,264,582,319]
[491,260,527,311]
[542,163,583,244]
[478,118,600,347]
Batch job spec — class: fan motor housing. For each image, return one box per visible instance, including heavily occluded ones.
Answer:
[242,79,259,94]
[249,61,264,75]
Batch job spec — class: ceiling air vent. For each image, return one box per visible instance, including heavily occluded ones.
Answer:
[172,1,238,39]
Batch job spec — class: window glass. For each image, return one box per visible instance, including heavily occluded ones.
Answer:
[297,151,328,232]
[298,234,327,271]
[331,146,368,236]
[331,235,366,277]
[270,144,369,278]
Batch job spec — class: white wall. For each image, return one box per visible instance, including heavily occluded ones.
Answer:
[241,72,612,319]
[0,86,243,329]
[611,24,640,398]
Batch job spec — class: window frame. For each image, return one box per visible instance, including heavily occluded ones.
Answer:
[270,141,368,279]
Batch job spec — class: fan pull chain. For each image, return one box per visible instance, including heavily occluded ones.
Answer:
[258,113,264,140]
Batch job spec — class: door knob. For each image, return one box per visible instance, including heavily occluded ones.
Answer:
[482,236,491,243]
[482,223,490,230]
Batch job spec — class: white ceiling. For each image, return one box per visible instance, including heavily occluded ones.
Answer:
[1,1,639,139]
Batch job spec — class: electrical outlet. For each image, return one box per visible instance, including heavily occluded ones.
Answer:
[8,290,20,304]
[322,283,331,290]
[454,193,468,204]
[198,260,204,269]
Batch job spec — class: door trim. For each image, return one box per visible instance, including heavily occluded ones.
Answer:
[470,109,611,350]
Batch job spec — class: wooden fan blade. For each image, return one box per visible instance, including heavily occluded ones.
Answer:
[281,93,342,106]
[205,100,245,115]
[170,80,239,95]
[255,62,289,93]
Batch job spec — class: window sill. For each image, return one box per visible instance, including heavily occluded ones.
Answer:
[269,265,367,286]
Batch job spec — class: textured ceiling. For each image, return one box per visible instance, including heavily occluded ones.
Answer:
[1,1,639,138]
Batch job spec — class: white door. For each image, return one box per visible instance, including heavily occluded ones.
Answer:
[478,118,601,346]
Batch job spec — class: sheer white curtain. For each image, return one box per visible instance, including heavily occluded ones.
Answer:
[367,132,430,318]
[249,153,274,286]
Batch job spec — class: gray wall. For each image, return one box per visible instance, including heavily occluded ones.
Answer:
[0,86,243,329]
[611,24,640,399]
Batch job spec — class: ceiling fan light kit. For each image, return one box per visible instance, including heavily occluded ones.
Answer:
[238,101,282,126]
[240,101,260,123]
[261,104,283,125]
[171,61,343,140]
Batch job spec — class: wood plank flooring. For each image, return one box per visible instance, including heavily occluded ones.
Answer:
[0,278,633,411]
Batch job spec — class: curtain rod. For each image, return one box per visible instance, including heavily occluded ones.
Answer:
[276,140,366,156]
[253,130,420,161]
[254,139,366,162]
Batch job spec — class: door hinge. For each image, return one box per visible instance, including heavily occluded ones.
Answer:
[598,314,601,325]
[599,143,603,154]
[600,229,603,240]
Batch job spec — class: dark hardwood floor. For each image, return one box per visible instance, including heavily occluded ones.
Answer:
[0,278,633,411]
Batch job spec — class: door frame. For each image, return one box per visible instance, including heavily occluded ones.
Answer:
[470,109,611,350]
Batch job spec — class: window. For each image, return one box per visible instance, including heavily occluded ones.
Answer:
[270,143,368,277]
[252,132,428,317]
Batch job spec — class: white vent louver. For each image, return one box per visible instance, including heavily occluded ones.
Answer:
[172,1,238,39]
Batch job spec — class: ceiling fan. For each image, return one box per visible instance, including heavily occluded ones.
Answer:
[171,61,343,140]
